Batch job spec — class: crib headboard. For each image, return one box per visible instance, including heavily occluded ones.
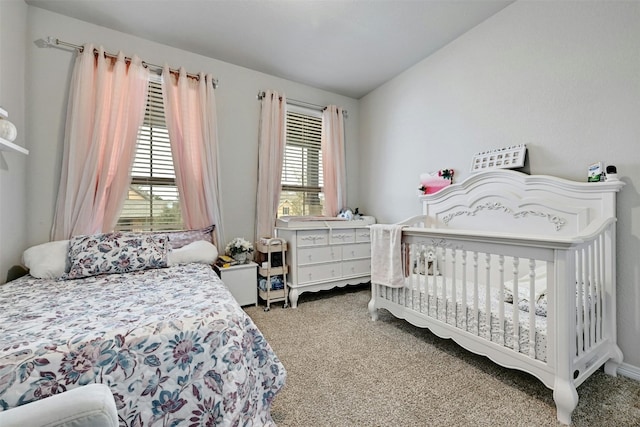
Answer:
[419,170,624,238]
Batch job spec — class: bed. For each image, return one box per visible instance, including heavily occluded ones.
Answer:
[368,169,624,425]
[0,229,286,426]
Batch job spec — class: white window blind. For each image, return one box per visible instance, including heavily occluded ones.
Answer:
[116,77,183,232]
[279,106,324,217]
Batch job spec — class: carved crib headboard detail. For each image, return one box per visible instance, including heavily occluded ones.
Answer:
[419,170,624,238]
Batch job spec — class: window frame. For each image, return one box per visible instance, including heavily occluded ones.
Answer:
[115,75,183,232]
[279,104,324,217]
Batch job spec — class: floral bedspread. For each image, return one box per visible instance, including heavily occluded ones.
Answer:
[0,263,286,426]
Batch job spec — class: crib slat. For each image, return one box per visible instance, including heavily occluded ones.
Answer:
[595,236,602,342]
[436,248,441,319]
[588,243,595,349]
[473,252,479,336]
[451,248,458,327]
[414,245,430,315]
[441,247,448,322]
[417,243,424,312]
[485,253,492,340]
[512,257,520,353]
[576,248,584,356]
[528,259,536,359]
[418,243,423,311]
[461,250,468,331]
[582,247,589,351]
[498,255,505,345]
[409,243,417,311]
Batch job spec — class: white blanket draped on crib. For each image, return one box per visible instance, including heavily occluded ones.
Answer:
[370,224,405,288]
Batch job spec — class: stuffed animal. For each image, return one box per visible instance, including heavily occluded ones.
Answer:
[338,208,353,220]
[413,249,436,275]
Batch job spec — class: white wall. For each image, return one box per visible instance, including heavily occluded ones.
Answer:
[0,0,28,282]
[24,6,360,253]
[359,1,640,372]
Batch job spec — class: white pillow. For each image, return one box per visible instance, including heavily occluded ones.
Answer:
[167,240,218,266]
[22,240,70,279]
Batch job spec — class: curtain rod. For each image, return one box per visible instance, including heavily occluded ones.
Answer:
[257,91,348,117]
[37,36,219,89]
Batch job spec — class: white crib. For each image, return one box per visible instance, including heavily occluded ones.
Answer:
[368,170,624,425]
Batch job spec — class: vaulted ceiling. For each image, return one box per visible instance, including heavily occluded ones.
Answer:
[26,0,513,99]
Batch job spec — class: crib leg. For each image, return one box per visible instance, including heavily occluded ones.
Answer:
[368,298,378,321]
[553,378,578,425]
[604,345,623,377]
[368,284,378,321]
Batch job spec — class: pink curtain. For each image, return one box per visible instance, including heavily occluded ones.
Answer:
[321,105,347,216]
[255,90,287,240]
[162,67,225,247]
[51,45,149,240]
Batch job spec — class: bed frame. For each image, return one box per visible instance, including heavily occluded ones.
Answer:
[368,170,624,425]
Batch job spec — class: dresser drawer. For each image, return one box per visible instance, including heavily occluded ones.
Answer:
[330,229,355,244]
[355,228,371,243]
[342,243,371,260]
[298,246,341,265]
[342,258,371,277]
[298,263,342,284]
[296,229,329,247]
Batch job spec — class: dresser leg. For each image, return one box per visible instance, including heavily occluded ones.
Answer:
[289,288,299,309]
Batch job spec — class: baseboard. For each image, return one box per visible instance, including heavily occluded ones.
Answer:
[617,362,640,381]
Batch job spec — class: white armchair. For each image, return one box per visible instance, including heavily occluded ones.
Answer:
[0,383,118,427]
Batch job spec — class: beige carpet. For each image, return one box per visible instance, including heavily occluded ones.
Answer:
[245,285,640,427]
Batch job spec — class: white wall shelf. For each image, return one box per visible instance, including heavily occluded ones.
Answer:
[0,136,29,155]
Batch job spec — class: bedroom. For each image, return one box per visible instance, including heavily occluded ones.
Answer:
[0,0,639,425]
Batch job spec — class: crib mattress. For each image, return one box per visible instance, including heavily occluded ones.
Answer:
[383,275,548,361]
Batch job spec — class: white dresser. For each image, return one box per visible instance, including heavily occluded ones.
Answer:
[276,217,374,308]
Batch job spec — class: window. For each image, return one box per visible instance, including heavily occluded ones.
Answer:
[279,105,323,217]
[116,76,182,232]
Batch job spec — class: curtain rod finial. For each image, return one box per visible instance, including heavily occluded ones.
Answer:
[34,36,58,48]
[34,38,50,48]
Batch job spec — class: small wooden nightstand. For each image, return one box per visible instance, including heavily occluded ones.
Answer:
[214,262,258,306]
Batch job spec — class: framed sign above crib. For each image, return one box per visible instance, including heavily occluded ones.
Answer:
[470,144,526,172]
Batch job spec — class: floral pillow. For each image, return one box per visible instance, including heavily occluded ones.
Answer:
[517,294,548,317]
[62,232,168,280]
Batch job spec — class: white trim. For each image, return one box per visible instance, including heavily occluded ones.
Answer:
[0,136,29,155]
[617,363,640,381]
[286,103,322,118]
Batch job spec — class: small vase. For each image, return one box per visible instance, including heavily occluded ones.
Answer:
[233,252,249,264]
